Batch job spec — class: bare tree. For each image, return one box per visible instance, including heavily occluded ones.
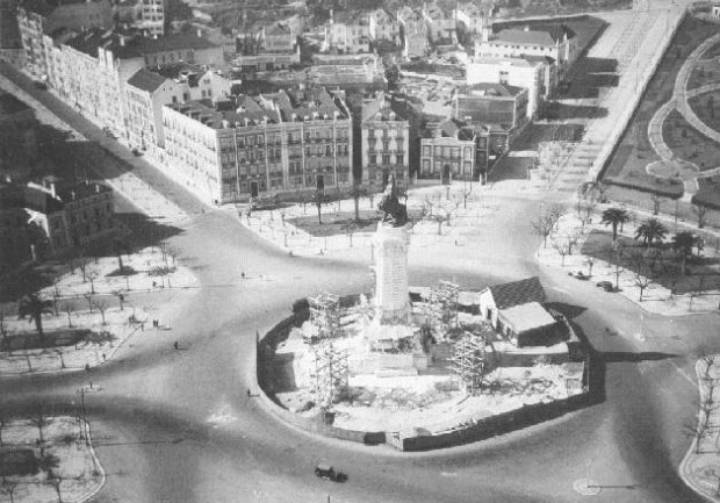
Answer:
[0,479,18,503]
[92,298,108,325]
[341,222,358,247]
[0,308,9,351]
[693,203,708,229]
[83,294,94,313]
[552,238,572,266]
[531,214,554,248]
[650,193,662,216]
[63,304,73,328]
[547,203,566,231]
[113,290,125,311]
[628,251,652,301]
[29,407,48,444]
[86,268,99,294]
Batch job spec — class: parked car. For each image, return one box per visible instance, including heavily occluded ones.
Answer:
[32,80,47,90]
[596,281,615,292]
[131,148,142,156]
[569,271,589,280]
[314,463,347,483]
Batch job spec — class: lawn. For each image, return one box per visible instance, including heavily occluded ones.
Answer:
[602,16,720,198]
[580,229,720,294]
[694,176,720,210]
[687,58,720,90]
[286,210,382,238]
[662,109,720,172]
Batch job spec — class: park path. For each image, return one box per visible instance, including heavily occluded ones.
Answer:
[645,30,720,196]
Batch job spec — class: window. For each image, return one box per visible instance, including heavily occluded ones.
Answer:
[422,159,430,172]
[422,145,431,157]
[382,154,390,164]
[396,154,404,165]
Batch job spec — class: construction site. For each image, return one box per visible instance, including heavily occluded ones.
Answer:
[260,280,588,436]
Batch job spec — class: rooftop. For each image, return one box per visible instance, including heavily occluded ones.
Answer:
[498,302,556,334]
[493,24,575,47]
[458,82,524,98]
[127,68,169,93]
[20,0,107,17]
[65,29,219,60]
[486,277,546,310]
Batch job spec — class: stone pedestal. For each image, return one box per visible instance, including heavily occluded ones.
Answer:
[373,222,410,323]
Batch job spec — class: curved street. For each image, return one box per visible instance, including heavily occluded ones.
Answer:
[1,57,719,503]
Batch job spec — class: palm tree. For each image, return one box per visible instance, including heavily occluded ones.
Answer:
[635,218,668,248]
[672,231,697,276]
[601,207,630,241]
[18,293,53,347]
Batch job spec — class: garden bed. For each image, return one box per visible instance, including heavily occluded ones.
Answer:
[662,109,720,171]
[601,16,719,193]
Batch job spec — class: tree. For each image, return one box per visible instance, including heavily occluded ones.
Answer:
[0,479,17,503]
[0,308,9,351]
[92,298,108,325]
[628,251,652,301]
[113,290,125,311]
[113,237,130,272]
[18,294,53,344]
[86,268,99,294]
[693,203,709,229]
[30,408,48,444]
[650,193,663,215]
[552,237,572,266]
[672,231,697,276]
[75,248,90,282]
[531,213,554,248]
[63,304,74,328]
[635,218,668,248]
[547,203,566,231]
[612,241,625,290]
[341,222,358,247]
[601,207,630,241]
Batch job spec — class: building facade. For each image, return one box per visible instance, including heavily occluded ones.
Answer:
[138,0,164,37]
[453,83,529,132]
[161,87,353,205]
[17,0,112,79]
[323,10,374,54]
[361,92,409,187]
[466,56,549,119]
[419,120,476,182]
[397,7,429,59]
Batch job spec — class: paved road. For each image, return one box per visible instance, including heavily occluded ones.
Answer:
[1,62,719,503]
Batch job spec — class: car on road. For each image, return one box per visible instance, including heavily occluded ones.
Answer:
[569,271,590,280]
[596,281,615,292]
[131,148,143,156]
[32,80,47,90]
[315,463,347,482]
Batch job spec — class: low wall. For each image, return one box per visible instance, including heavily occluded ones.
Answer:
[388,389,593,451]
[256,296,597,451]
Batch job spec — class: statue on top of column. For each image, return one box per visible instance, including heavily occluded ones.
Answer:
[376,174,408,227]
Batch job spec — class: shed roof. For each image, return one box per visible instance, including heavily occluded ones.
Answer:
[486,276,546,309]
[498,302,555,334]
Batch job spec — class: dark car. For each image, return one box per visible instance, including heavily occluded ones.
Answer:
[32,80,47,90]
[315,463,347,482]
[131,148,142,156]
[596,281,615,292]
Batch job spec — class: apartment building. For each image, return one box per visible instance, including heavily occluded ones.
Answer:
[234,17,301,72]
[138,0,164,37]
[161,87,353,205]
[17,0,112,79]
[453,83,529,133]
[323,10,374,54]
[422,2,456,45]
[466,55,553,119]
[369,8,399,44]
[419,120,476,182]
[360,92,409,187]
[397,6,429,59]
[126,64,233,158]
[0,0,23,64]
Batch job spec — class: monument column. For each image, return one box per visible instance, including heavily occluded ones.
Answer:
[373,222,410,323]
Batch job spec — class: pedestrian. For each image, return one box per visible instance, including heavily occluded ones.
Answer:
[140,321,144,331]
[85,363,90,372]
[174,341,179,350]
[152,280,157,288]
[246,388,251,397]
[102,353,106,361]
[241,271,245,279]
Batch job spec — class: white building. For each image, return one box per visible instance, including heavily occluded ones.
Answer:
[323,10,374,54]
[466,56,551,119]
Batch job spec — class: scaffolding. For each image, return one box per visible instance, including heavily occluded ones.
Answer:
[310,341,349,409]
[308,293,342,343]
[449,330,488,396]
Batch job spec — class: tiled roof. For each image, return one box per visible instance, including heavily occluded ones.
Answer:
[487,277,546,309]
[65,29,219,60]
[127,68,168,93]
[494,24,575,47]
